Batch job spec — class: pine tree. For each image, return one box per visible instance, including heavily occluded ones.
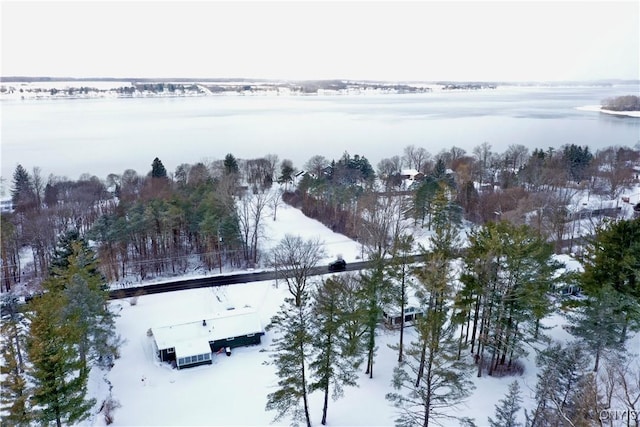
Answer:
[578,217,640,344]
[387,192,475,426]
[567,284,625,372]
[49,235,119,371]
[387,234,415,363]
[223,153,239,175]
[49,228,84,275]
[57,241,119,371]
[278,159,295,190]
[265,295,314,427]
[358,255,388,379]
[11,164,37,213]
[27,293,96,427]
[150,157,168,179]
[459,221,560,378]
[387,318,475,427]
[526,341,591,426]
[309,276,362,425]
[0,298,30,426]
[488,381,523,427]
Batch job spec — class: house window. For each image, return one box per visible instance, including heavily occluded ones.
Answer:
[178,358,184,365]
[204,353,211,360]
[167,347,175,354]
[198,354,204,361]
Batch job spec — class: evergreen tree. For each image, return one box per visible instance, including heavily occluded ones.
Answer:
[265,295,314,427]
[358,255,388,379]
[412,177,439,227]
[387,234,415,363]
[309,276,362,425]
[526,341,592,427]
[567,284,625,372]
[488,381,523,427]
[432,158,446,179]
[150,157,168,179]
[49,229,85,275]
[387,190,474,426]
[387,318,475,427]
[562,144,593,183]
[0,297,30,426]
[50,237,119,371]
[278,159,295,189]
[27,293,96,427]
[223,153,239,175]
[578,217,640,343]
[459,221,559,377]
[11,164,37,213]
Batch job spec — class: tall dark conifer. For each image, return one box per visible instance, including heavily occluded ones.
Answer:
[11,164,37,213]
[27,293,95,427]
[150,157,168,179]
[309,276,362,425]
[223,153,239,175]
[265,295,314,427]
[0,296,30,426]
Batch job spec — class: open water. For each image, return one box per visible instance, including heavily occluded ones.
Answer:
[1,84,639,183]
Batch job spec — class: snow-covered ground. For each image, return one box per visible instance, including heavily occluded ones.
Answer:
[77,199,639,427]
[576,104,640,118]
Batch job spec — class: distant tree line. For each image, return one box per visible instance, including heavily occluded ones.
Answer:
[602,95,640,111]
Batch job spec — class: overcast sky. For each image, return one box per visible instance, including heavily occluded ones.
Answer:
[1,1,638,82]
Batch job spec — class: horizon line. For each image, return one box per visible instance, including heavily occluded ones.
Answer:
[2,76,639,84]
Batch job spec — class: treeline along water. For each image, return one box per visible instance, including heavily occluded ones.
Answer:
[1,84,639,182]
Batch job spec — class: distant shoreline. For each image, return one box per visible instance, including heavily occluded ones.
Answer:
[576,105,640,118]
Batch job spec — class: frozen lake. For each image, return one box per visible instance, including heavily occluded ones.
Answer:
[1,84,639,182]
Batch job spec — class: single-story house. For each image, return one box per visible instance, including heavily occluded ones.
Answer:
[151,307,265,369]
[400,169,422,181]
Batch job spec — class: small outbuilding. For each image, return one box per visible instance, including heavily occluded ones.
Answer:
[382,292,424,329]
[383,305,425,329]
[151,307,265,369]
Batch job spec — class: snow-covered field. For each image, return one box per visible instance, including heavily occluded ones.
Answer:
[77,200,639,427]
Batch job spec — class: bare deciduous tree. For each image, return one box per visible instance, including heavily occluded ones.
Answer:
[403,145,430,172]
[594,146,639,199]
[271,234,326,307]
[236,189,271,267]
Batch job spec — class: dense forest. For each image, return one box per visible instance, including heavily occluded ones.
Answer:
[2,141,640,425]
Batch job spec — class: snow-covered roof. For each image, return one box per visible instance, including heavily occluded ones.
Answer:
[152,307,264,351]
[174,339,212,359]
[401,168,420,177]
[383,288,424,317]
